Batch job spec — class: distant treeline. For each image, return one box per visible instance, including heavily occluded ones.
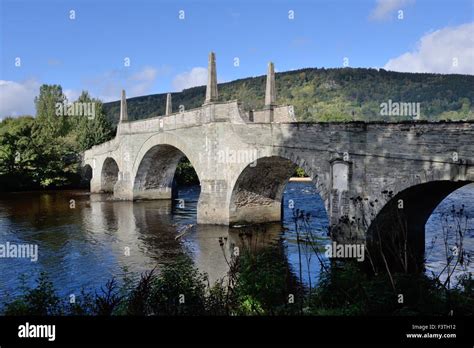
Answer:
[103,68,474,124]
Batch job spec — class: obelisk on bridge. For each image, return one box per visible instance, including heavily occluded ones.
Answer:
[120,89,128,122]
[264,62,276,108]
[165,93,172,115]
[204,52,218,104]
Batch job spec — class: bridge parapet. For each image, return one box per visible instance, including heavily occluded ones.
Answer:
[116,100,249,135]
[84,137,119,159]
[114,52,294,135]
[250,105,296,123]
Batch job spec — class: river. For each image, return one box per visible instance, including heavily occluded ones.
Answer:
[0,182,472,301]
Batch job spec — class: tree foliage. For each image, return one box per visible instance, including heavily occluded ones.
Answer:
[0,85,114,191]
[102,68,474,123]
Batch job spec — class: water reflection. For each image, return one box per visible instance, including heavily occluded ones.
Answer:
[0,182,472,300]
[425,183,474,283]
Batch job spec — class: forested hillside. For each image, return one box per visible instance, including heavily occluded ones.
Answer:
[103,68,474,124]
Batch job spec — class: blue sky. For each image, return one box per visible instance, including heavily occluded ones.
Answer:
[1,0,473,116]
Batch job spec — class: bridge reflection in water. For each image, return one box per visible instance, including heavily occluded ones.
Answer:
[0,182,471,300]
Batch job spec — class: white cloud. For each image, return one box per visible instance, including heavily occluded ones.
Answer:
[129,67,157,81]
[172,67,207,92]
[370,0,413,20]
[384,23,474,74]
[0,79,40,118]
[0,66,165,119]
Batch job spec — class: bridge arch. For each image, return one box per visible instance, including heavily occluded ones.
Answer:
[132,133,202,200]
[366,180,473,272]
[101,157,120,193]
[228,153,330,225]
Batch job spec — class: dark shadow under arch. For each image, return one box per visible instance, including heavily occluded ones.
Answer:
[367,180,472,272]
[229,156,328,226]
[81,164,93,190]
[133,144,199,200]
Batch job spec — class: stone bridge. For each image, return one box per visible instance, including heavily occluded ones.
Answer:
[83,52,474,257]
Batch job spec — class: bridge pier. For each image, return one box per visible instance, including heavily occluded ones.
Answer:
[197,180,231,225]
[230,203,282,225]
[89,160,102,193]
[113,172,134,200]
[90,176,102,194]
[133,188,173,200]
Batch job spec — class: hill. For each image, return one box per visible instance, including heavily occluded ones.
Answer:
[103,68,474,125]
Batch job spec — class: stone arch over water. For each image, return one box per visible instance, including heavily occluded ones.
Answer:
[228,155,329,226]
[133,144,200,200]
[366,180,473,272]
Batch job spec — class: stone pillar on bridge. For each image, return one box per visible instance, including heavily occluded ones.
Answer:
[165,93,172,116]
[120,89,128,122]
[263,62,276,122]
[265,62,276,108]
[204,52,218,104]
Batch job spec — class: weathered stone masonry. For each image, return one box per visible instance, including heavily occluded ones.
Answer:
[83,52,474,247]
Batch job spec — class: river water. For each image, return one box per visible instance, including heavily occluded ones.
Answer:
[0,182,472,301]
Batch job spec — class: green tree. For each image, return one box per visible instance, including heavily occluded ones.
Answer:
[0,116,37,189]
[33,84,68,139]
[73,91,113,151]
[30,85,76,187]
[0,85,114,191]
